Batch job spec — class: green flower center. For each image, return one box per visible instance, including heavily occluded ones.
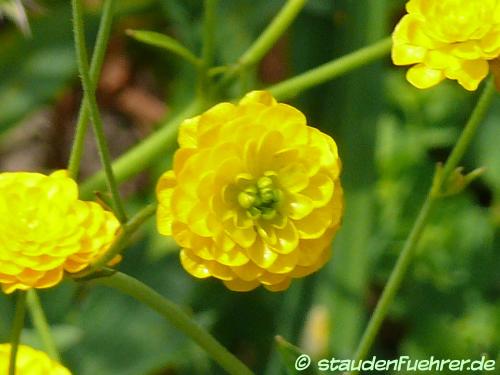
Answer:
[237,175,282,220]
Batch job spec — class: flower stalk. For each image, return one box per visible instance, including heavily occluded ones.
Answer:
[80,37,391,196]
[9,291,26,375]
[87,203,157,273]
[92,271,254,375]
[268,37,392,100]
[26,290,60,362]
[197,0,218,104]
[68,0,117,179]
[71,0,127,223]
[218,0,306,87]
[349,77,496,373]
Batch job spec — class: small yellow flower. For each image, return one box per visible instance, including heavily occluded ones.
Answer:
[0,344,71,374]
[0,170,120,294]
[156,91,343,292]
[392,0,500,90]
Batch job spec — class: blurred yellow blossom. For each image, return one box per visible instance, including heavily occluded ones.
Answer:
[392,0,500,90]
[156,91,343,292]
[0,170,120,294]
[0,343,71,374]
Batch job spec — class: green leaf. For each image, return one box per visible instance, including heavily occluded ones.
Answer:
[275,335,318,375]
[126,29,201,66]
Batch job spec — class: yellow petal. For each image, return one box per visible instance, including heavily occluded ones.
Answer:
[282,192,314,220]
[446,59,489,91]
[180,250,212,278]
[178,116,200,148]
[246,239,278,269]
[231,261,264,281]
[223,278,260,292]
[407,64,445,89]
[263,277,291,292]
[392,43,426,65]
[300,173,334,208]
[239,90,277,106]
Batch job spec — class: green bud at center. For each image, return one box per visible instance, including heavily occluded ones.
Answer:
[237,174,282,220]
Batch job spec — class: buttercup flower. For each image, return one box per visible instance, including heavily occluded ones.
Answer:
[0,170,120,293]
[0,343,71,374]
[392,0,500,90]
[156,91,343,292]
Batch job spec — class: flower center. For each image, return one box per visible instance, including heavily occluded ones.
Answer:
[237,174,282,220]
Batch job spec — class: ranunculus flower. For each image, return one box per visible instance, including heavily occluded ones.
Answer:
[0,170,120,293]
[156,91,343,292]
[392,0,500,90]
[0,343,71,374]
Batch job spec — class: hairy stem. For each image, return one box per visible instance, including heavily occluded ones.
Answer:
[71,0,127,222]
[68,0,116,179]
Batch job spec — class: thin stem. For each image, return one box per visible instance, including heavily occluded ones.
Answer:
[26,290,60,362]
[349,78,496,373]
[87,203,157,273]
[350,194,435,368]
[68,0,116,179]
[197,0,218,103]
[79,39,390,196]
[92,272,254,375]
[219,0,307,86]
[71,0,127,223]
[268,37,392,100]
[240,0,306,67]
[437,78,496,192]
[9,291,27,375]
[79,101,201,199]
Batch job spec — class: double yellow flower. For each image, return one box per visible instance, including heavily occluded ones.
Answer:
[392,0,500,90]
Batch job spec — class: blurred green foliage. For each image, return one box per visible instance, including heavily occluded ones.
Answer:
[0,0,499,374]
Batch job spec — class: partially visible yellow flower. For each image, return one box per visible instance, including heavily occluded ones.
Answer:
[0,170,120,294]
[156,91,343,292]
[392,0,500,90]
[0,344,71,374]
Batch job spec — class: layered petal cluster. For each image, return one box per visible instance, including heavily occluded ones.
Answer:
[0,170,120,293]
[0,344,71,374]
[392,0,500,90]
[156,91,343,292]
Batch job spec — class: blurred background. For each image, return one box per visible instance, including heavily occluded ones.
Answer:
[0,0,499,374]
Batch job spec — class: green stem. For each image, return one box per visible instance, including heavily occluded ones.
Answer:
[68,0,116,179]
[239,0,306,67]
[268,37,392,100]
[79,101,201,199]
[92,272,254,375]
[198,0,218,104]
[26,290,60,362]
[437,78,496,192]
[71,0,127,223]
[79,39,390,196]
[9,292,26,375]
[349,78,496,373]
[87,203,157,273]
[220,0,307,86]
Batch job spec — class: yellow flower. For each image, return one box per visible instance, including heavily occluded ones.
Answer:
[0,344,71,374]
[0,170,120,294]
[156,91,343,292]
[392,0,500,90]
